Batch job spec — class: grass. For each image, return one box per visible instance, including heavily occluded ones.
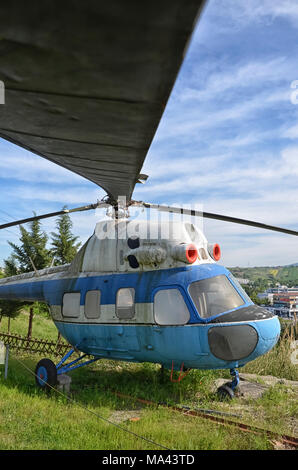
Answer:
[0,311,297,450]
[0,356,276,450]
[0,310,59,341]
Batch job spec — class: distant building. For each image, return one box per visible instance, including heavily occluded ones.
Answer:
[266,286,298,293]
[258,292,274,303]
[235,277,250,285]
[258,286,298,320]
[271,292,298,319]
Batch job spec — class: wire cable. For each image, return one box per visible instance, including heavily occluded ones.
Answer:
[12,355,171,451]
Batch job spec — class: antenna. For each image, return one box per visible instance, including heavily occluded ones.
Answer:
[29,256,40,277]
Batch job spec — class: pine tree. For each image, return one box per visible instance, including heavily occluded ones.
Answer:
[7,215,51,272]
[1,216,51,327]
[0,299,27,323]
[0,259,21,324]
[3,256,19,277]
[50,208,81,265]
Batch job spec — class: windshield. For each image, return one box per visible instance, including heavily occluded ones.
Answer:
[228,274,252,304]
[188,275,245,319]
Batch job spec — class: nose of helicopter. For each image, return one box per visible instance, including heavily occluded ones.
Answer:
[253,312,281,357]
[207,306,281,363]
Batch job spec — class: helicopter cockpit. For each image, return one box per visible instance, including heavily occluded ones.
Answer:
[188,275,247,319]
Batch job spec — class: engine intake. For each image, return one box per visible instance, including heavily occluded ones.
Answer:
[172,243,198,264]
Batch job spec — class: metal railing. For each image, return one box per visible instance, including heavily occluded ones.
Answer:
[0,332,71,357]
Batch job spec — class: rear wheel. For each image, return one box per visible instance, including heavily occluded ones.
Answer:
[217,384,234,400]
[35,358,57,389]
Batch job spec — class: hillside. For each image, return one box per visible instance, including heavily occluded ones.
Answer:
[230,265,298,286]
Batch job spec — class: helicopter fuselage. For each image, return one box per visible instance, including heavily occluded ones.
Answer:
[0,261,280,372]
[0,219,280,372]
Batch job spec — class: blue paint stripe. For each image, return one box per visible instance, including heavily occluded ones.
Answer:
[0,264,252,324]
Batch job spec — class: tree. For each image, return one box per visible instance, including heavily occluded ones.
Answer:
[3,256,19,277]
[0,299,27,332]
[50,208,81,265]
[1,217,52,330]
[7,216,51,272]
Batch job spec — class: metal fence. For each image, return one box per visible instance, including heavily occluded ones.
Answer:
[0,332,71,357]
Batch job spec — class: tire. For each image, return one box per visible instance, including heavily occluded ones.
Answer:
[217,384,234,400]
[35,358,57,389]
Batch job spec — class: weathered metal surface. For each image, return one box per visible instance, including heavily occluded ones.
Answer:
[0,0,205,200]
[79,219,212,273]
[0,264,70,285]
[0,219,212,283]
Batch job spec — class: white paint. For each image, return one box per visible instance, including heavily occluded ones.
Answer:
[50,302,154,324]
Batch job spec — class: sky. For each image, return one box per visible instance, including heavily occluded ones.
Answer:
[1,0,298,268]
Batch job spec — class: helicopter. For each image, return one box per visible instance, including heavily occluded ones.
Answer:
[0,0,296,399]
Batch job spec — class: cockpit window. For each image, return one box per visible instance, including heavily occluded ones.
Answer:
[228,274,252,304]
[188,275,245,319]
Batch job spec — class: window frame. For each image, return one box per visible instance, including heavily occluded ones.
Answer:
[188,275,246,322]
[153,286,191,326]
[62,292,81,318]
[84,289,101,319]
[116,287,136,320]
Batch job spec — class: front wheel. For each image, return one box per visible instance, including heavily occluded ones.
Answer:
[35,358,57,390]
[217,384,234,400]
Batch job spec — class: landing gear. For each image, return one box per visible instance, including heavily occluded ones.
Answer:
[35,348,101,390]
[35,358,57,389]
[217,368,239,400]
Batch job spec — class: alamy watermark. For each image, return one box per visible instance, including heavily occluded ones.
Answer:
[0,341,5,365]
[93,196,204,241]
[0,81,4,104]
[290,339,298,365]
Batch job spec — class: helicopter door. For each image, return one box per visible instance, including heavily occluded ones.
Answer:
[153,288,197,362]
[106,288,140,354]
[154,288,190,325]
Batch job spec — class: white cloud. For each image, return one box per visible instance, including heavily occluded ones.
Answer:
[179,57,290,104]
[141,153,229,179]
[138,145,298,201]
[282,124,298,139]
[209,0,298,28]
[0,149,85,185]
[280,146,298,175]
[155,87,291,143]
[5,184,102,205]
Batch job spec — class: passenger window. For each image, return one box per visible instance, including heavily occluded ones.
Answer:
[154,289,190,325]
[85,290,101,319]
[62,292,81,318]
[116,288,135,319]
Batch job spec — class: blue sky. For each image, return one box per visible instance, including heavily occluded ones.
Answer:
[1,0,298,268]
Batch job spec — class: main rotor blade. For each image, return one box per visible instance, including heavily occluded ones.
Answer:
[138,202,298,237]
[0,202,108,230]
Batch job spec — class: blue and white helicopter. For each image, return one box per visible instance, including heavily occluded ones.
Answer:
[0,0,296,398]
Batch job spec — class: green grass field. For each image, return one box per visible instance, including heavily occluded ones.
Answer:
[0,312,297,450]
